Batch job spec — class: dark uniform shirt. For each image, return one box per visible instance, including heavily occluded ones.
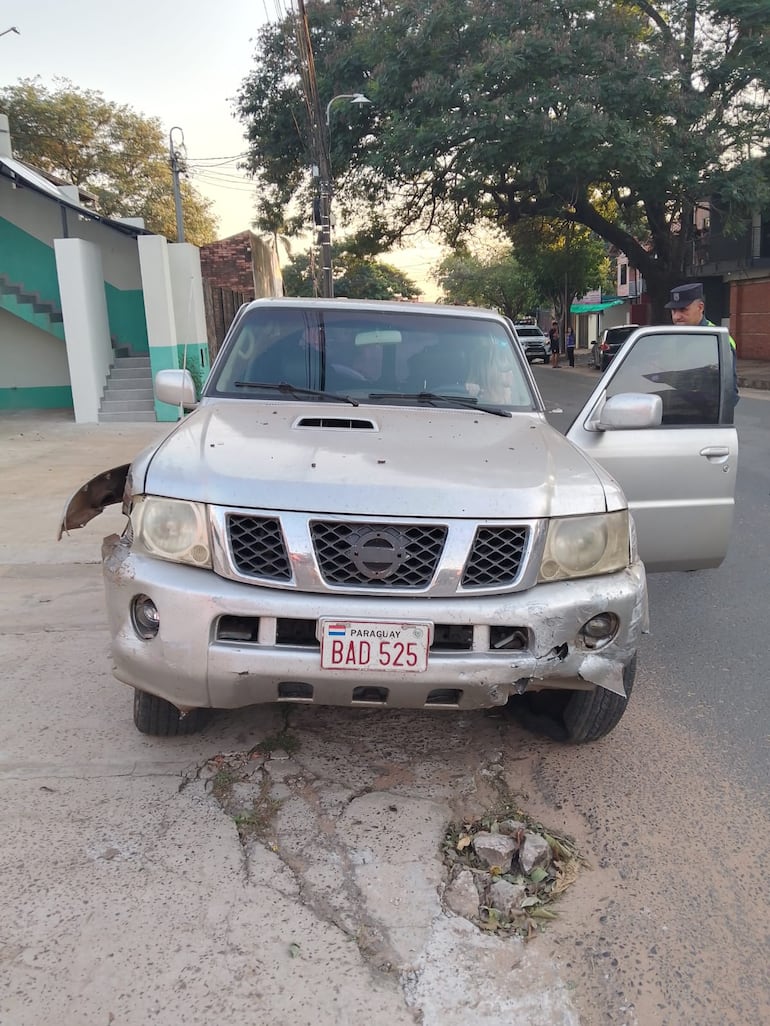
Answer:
[701,316,739,408]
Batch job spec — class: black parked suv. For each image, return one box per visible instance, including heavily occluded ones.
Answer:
[591,324,640,371]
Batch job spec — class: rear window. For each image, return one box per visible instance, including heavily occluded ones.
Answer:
[606,326,638,343]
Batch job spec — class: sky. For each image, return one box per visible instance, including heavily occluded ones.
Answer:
[0,1,442,295]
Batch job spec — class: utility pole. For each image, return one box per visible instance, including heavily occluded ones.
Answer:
[318,142,334,298]
[169,127,186,244]
[295,0,333,296]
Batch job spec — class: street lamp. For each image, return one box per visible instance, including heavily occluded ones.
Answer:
[325,92,371,126]
[317,92,372,297]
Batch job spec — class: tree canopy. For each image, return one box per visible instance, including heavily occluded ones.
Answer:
[509,218,614,324]
[1,78,219,245]
[283,247,421,299]
[433,247,538,320]
[435,224,611,321]
[237,0,770,317]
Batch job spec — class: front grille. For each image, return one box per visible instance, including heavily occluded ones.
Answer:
[462,526,528,587]
[310,521,447,588]
[228,515,292,581]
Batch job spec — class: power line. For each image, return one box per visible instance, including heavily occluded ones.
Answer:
[187,167,254,182]
[185,153,249,164]
[190,176,257,193]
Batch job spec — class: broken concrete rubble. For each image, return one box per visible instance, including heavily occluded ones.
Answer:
[472,831,517,873]
[444,868,481,918]
[489,879,528,914]
[520,831,552,874]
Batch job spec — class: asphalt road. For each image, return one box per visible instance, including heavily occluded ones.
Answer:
[1,396,768,1026]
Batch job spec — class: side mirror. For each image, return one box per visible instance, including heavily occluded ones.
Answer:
[155,368,197,407]
[597,393,662,430]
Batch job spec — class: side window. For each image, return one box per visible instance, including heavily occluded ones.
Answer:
[606,332,722,425]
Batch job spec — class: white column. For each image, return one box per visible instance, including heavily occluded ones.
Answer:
[169,243,207,349]
[137,235,179,421]
[54,238,112,424]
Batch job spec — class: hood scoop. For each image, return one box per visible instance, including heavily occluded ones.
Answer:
[295,416,378,430]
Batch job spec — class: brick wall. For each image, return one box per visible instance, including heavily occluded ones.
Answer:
[199,231,255,298]
[730,277,770,360]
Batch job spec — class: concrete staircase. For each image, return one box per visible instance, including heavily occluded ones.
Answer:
[99,356,157,423]
[0,273,65,339]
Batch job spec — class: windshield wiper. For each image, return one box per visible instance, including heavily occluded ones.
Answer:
[234,381,359,407]
[368,391,511,418]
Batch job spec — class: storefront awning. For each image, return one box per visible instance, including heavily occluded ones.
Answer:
[570,299,626,314]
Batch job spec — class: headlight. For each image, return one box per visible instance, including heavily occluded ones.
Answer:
[131,496,212,567]
[539,511,630,582]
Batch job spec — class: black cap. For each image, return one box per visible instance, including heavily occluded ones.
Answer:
[665,282,704,309]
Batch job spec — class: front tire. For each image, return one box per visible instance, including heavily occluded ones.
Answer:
[133,689,210,736]
[505,657,636,743]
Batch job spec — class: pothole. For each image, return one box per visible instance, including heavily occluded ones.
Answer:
[441,803,586,939]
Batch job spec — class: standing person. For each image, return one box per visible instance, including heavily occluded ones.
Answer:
[664,282,739,409]
[548,320,560,367]
[566,324,576,367]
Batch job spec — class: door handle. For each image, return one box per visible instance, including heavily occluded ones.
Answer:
[700,446,730,462]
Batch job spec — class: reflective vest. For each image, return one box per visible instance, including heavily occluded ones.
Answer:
[704,318,737,351]
[703,318,738,404]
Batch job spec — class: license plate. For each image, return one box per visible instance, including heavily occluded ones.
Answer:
[319,619,432,672]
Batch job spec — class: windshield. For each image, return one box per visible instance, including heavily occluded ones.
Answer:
[208,306,538,412]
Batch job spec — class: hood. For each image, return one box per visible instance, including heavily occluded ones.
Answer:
[138,400,610,519]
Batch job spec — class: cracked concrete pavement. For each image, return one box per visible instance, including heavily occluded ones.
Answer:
[0,412,579,1026]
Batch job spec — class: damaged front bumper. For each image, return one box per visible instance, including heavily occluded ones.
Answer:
[100,534,649,713]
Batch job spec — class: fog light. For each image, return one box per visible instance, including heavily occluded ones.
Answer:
[131,594,159,640]
[580,612,619,648]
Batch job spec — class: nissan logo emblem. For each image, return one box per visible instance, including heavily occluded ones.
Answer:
[350,528,408,580]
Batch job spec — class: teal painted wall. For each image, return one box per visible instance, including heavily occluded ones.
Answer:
[150,345,181,421]
[105,282,149,355]
[0,289,65,339]
[0,216,61,306]
[0,385,73,410]
[1,216,149,355]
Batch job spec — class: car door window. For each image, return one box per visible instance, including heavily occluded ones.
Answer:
[605,331,721,425]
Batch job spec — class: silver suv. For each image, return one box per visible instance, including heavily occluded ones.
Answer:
[61,300,737,744]
[513,322,550,363]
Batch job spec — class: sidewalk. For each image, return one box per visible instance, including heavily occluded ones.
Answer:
[735,359,770,390]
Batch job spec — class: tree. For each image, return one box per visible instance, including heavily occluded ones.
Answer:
[236,0,770,318]
[283,248,421,299]
[0,78,219,244]
[509,219,613,329]
[433,247,539,319]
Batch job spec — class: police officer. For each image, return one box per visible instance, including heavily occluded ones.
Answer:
[664,282,739,409]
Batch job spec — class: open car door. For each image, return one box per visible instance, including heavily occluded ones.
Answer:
[567,325,737,572]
